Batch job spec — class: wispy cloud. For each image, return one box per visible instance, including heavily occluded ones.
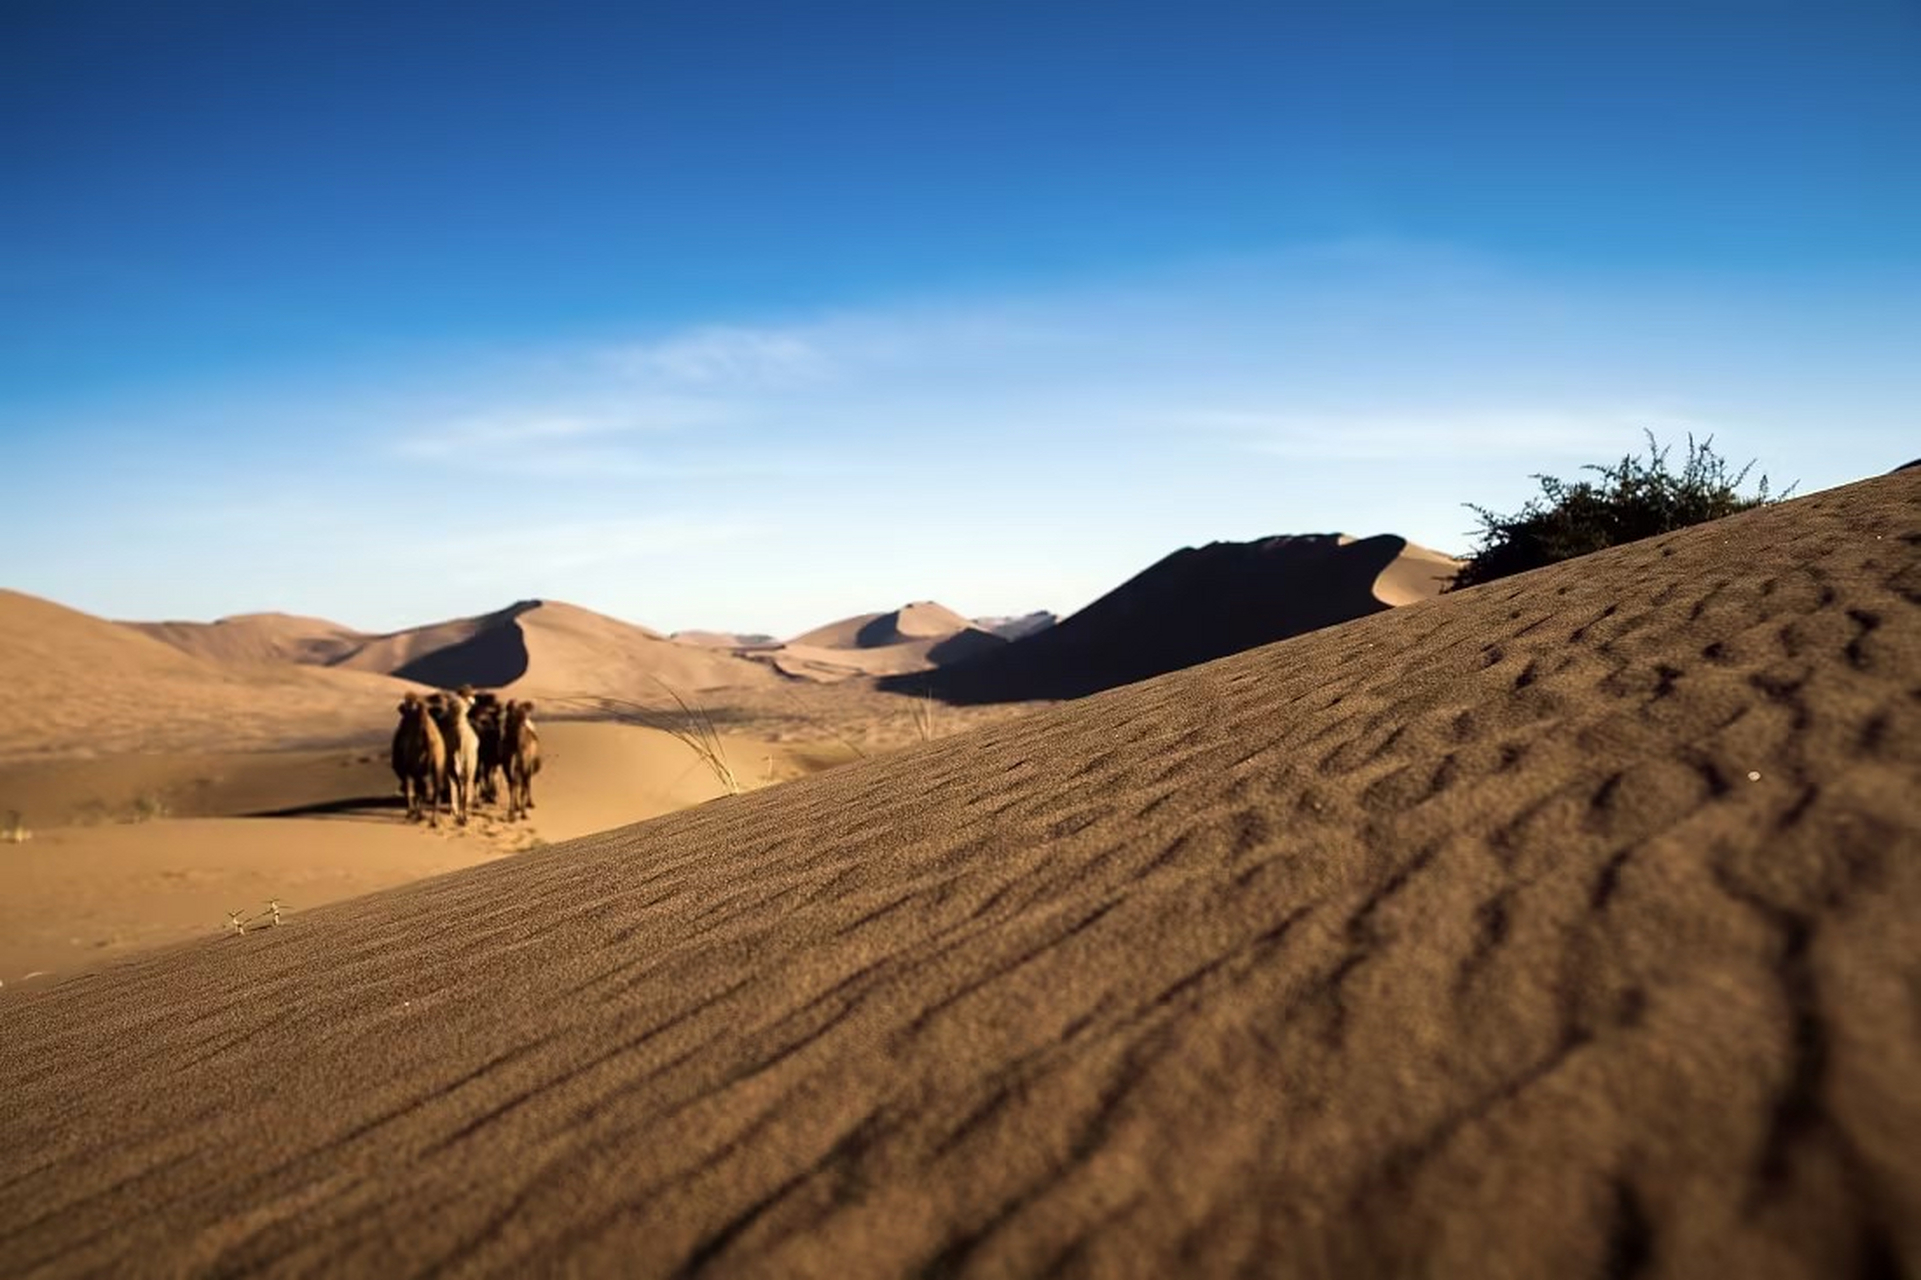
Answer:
[395,396,731,459]
[604,325,833,387]
[1200,408,1724,462]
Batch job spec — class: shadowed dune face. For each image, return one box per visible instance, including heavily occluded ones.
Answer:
[899,532,1422,703]
[393,617,532,688]
[1,472,1918,1276]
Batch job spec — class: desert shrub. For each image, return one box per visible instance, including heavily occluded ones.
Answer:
[1449,432,1794,590]
[128,792,170,823]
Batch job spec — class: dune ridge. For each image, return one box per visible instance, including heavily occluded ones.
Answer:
[2,471,1916,1275]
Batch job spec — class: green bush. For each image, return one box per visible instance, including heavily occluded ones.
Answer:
[1449,432,1794,591]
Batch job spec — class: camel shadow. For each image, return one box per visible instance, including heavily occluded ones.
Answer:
[241,795,408,821]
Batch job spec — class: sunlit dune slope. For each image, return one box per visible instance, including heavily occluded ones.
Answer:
[126,611,367,666]
[2,472,1918,1276]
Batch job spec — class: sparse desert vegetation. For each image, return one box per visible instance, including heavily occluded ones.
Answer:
[1451,431,1796,590]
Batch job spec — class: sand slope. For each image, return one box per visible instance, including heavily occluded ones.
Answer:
[0,591,420,760]
[2,472,1918,1276]
[1367,538,1464,607]
[899,533,1457,703]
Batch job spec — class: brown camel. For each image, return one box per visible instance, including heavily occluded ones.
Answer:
[501,699,541,822]
[390,692,446,826]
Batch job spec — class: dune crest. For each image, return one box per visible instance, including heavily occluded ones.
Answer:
[2,471,1916,1275]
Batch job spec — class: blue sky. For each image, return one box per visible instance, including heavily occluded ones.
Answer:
[5,1,1918,636]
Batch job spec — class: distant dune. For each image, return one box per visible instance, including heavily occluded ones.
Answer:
[1367,537,1466,606]
[332,598,780,700]
[892,533,1460,703]
[768,601,1007,682]
[0,590,420,760]
[127,611,367,666]
[3,471,1914,1275]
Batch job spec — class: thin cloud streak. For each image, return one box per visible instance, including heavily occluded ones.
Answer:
[1204,409,1726,463]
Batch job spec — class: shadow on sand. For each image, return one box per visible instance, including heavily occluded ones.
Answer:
[241,795,408,821]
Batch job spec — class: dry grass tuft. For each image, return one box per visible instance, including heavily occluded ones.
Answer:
[128,793,169,823]
[563,680,741,795]
[911,685,938,743]
[225,898,287,936]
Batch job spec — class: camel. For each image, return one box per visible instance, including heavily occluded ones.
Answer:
[501,699,541,822]
[390,693,447,826]
[430,690,482,827]
[466,690,506,806]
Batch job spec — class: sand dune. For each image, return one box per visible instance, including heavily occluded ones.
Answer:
[1366,538,1464,607]
[788,600,982,649]
[127,611,367,666]
[768,602,1008,683]
[332,598,779,697]
[897,533,1457,703]
[0,590,420,760]
[329,600,539,685]
[3,471,1915,1275]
